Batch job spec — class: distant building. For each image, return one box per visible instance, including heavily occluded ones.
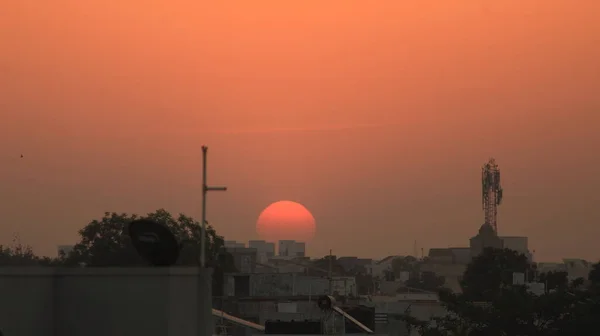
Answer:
[427,249,454,264]
[57,245,74,257]
[536,259,592,283]
[366,256,401,279]
[563,258,592,281]
[266,258,308,273]
[294,242,306,257]
[248,240,275,263]
[224,240,245,249]
[421,224,507,293]
[537,262,567,274]
[422,227,529,294]
[226,247,258,273]
[469,223,503,257]
[500,236,532,261]
[224,273,357,297]
[500,236,527,252]
[426,248,471,265]
[278,240,306,257]
[448,248,471,264]
[337,257,373,273]
[422,249,468,293]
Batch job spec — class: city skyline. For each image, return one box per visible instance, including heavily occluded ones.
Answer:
[1,1,599,261]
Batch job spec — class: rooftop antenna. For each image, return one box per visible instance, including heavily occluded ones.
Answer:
[482,158,503,233]
[201,146,227,268]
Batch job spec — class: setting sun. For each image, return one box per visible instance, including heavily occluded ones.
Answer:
[256,201,316,242]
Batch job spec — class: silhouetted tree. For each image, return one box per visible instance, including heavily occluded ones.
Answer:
[461,248,533,302]
[538,271,568,293]
[64,209,229,267]
[0,235,59,266]
[0,244,38,266]
[391,256,419,278]
[402,249,600,335]
[63,209,236,294]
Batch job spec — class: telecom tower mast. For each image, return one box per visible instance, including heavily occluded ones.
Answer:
[482,158,503,233]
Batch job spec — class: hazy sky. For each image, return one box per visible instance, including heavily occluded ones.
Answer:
[1,1,599,262]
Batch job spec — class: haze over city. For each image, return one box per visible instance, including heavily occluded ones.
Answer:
[1,1,599,262]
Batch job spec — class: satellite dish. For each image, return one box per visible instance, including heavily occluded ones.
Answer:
[317,295,335,310]
[128,219,179,266]
[316,295,373,334]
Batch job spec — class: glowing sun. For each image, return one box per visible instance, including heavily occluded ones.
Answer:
[256,200,316,242]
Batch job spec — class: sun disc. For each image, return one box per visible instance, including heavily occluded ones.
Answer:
[256,200,316,242]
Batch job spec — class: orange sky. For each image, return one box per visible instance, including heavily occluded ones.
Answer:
[1,1,599,262]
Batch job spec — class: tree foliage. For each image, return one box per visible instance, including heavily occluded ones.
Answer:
[537,271,568,293]
[0,235,60,266]
[0,243,39,266]
[461,247,533,301]
[0,209,236,295]
[391,255,419,278]
[64,209,227,267]
[402,248,600,336]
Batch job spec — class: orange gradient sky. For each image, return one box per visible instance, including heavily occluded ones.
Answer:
[1,1,599,261]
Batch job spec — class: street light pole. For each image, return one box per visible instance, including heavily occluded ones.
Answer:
[201,146,227,268]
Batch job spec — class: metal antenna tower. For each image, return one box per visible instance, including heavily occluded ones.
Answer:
[201,146,227,268]
[481,158,503,233]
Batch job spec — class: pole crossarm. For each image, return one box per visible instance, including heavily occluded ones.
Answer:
[205,186,227,191]
[200,146,228,268]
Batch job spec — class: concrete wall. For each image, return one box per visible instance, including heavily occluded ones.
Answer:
[0,267,213,336]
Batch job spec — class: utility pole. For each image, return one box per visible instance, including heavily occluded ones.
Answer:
[201,146,227,268]
[328,249,333,295]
